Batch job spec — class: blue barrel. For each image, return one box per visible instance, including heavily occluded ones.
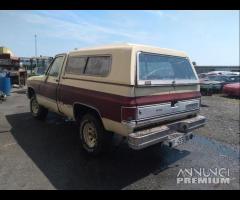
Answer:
[0,77,11,96]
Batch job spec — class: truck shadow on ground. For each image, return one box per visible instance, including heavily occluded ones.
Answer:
[6,112,190,189]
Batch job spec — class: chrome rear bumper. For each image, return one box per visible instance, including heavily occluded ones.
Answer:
[128,115,206,150]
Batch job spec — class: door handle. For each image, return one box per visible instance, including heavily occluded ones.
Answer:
[55,79,59,82]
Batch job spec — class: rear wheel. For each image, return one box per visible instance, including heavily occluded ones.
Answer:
[30,96,48,120]
[79,113,112,156]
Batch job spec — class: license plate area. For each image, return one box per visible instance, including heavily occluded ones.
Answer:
[171,135,186,147]
[164,133,192,148]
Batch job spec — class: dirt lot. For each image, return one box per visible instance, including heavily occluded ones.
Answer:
[0,89,239,190]
[196,94,240,145]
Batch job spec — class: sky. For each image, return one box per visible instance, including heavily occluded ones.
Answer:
[0,10,239,65]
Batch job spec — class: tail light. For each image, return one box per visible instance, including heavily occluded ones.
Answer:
[121,106,137,122]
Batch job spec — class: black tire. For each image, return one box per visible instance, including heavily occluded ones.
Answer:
[79,113,112,156]
[30,96,48,120]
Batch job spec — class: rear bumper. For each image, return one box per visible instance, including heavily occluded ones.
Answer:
[128,115,206,150]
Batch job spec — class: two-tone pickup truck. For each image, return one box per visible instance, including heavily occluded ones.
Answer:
[27,43,206,155]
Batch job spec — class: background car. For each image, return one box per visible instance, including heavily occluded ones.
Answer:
[207,75,240,91]
[199,78,222,95]
[223,83,240,97]
[207,71,239,76]
[198,73,208,79]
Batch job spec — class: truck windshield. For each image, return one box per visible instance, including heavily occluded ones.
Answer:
[139,53,197,81]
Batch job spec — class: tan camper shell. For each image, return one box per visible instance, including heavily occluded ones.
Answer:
[27,43,206,155]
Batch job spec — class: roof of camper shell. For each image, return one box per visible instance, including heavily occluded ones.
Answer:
[64,43,189,86]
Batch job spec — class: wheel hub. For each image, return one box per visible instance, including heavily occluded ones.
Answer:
[31,99,39,114]
[83,122,97,148]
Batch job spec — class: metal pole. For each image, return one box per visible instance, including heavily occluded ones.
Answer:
[30,59,33,75]
[34,34,38,69]
[34,34,37,57]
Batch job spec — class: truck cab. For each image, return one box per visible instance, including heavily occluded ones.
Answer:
[27,43,206,155]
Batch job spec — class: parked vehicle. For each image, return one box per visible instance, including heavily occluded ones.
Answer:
[26,43,206,155]
[199,78,222,95]
[198,73,208,79]
[34,66,47,75]
[223,83,240,97]
[224,75,240,83]
[207,71,239,76]
[207,75,240,90]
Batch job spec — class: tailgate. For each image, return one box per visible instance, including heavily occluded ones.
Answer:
[134,84,201,121]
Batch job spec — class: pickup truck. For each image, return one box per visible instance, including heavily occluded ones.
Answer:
[27,43,206,155]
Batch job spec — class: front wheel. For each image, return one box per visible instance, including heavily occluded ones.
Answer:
[30,96,48,120]
[79,113,112,156]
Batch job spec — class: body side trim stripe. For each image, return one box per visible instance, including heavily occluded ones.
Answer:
[28,80,201,122]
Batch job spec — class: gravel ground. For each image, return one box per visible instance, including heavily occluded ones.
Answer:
[195,94,240,145]
[0,89,239,190]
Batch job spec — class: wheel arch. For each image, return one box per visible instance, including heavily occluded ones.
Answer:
[27,87,35,99]
[73,102,105,128]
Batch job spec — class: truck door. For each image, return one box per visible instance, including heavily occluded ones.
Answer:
[39,54,66,113]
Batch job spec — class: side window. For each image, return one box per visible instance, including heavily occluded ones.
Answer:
[65,56,87,74]
[48,56,64,77]
[84,56,111,76]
